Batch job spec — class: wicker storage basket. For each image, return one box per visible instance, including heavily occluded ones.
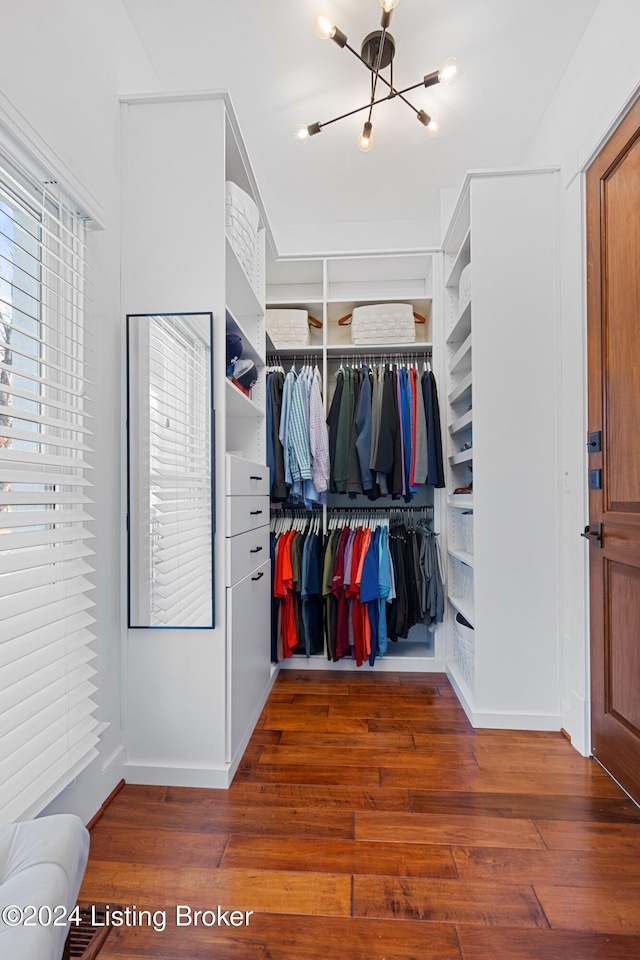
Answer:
[460,511,474,555]
[226,181,260,291]
[266,308,311,348]
[351,302,415,345]
[458,263,472,316]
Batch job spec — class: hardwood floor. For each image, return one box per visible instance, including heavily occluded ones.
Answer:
[81,670,640,959]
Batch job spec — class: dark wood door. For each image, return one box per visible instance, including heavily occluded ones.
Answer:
[587,98,640,803]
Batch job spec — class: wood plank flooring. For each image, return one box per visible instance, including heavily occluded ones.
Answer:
[81,670,640,959]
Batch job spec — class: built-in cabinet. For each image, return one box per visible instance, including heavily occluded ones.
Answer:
[266,250,444,670]
[120,93,276,787]
[441,169,562,729]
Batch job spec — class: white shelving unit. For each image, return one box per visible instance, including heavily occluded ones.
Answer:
[121,92,276,789]
[441,168,561,730]
[265,250,444,671]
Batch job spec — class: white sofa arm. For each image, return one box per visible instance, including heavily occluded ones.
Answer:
[0,814,90,960]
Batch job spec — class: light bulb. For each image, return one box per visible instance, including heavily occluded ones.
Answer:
[314,10,336,40]
[357,122,374,152]
[439,57,461,86]
[293,124,310,145]
[380,0,400,10]
[426,116,441,138]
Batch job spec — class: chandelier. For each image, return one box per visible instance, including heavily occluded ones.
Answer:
[294,0,461,152]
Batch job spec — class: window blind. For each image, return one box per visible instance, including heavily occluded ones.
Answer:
[145,316,212,627]
[0,149,100,825]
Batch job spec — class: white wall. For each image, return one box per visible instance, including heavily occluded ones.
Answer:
[0,0,160,821]
[521,0,640,754]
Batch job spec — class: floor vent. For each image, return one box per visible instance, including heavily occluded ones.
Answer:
[65,905,114,960]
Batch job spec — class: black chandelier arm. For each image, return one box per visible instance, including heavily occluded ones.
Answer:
[313,71,436,132]
[316,92,401,131]
[367,24,388,125]
[343,39,424,115]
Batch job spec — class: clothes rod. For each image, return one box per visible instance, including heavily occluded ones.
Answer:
[327,505,434,512]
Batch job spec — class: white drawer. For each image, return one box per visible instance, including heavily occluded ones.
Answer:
[226,495,269,537]
[226,455,270,496]
[226,524,270,586]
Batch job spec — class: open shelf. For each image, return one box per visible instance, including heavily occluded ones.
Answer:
[450,447,473,466]
[448,495,474,509]
[226,309,264,367]
[449,332,472,375]
[225,378,264,419]
[267,344,324,358]
[445,228,471,289]
[448,594,474,625]
[449,547,474,568]
[447,300,472,345]
[449,409,473,436]
[226,237,263,321]
[448,371,472,406]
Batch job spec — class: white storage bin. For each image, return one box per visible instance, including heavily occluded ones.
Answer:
[461,510,474,555]
[226,181,260,291]
[454,614,475,691]
[460,565,474,607]
[458,263,472,315]
[351,302,415,345]
[266,308,311,348]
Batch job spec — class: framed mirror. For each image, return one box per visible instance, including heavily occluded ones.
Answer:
[126,312,214,628]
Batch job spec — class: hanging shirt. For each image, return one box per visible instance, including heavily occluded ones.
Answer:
[309,366,330,494]
[288,372,312,483]
[354,364,373,491]
[327,370,344,494]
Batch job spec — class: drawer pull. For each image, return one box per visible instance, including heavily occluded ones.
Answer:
[252,572,264,581]
[250,510,263,515]
[250,546,263,554]
[250,475,263,480]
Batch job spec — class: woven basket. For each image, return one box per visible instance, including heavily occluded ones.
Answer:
[226,181,260,291]
[458,263,472,316]
[266,309,311,348]
[351,302,415,345]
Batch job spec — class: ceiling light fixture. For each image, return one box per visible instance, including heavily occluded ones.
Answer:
[295,0,460,151]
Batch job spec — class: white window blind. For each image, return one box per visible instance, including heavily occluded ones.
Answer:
[145,315,212,627]
[0,149,100,825]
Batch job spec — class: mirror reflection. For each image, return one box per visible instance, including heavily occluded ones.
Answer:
[127,313,214,628]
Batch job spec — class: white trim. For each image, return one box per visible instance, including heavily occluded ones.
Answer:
[101,744,125,776]
[0,88,105,228]
[447,665,562,731]
[280,655,447,673]
[578,82,640,175]
[441,166,561,251]
[123,763,233,789]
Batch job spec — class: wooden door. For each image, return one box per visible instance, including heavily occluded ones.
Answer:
[587,98,640,803]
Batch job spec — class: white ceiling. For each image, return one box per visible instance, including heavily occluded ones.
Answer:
[122,0,600,251]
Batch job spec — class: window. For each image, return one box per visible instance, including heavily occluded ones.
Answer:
[0,149,99,825]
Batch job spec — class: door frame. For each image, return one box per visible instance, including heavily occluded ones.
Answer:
[579,89,640,762]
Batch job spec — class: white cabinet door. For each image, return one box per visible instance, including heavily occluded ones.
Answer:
[226,558,271,763]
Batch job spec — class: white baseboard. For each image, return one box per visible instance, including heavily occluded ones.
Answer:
[123,763,233,789]
[102,744,125,775]
[562,688,591,756]
[280,657,446,673]
[446,662,562,731]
